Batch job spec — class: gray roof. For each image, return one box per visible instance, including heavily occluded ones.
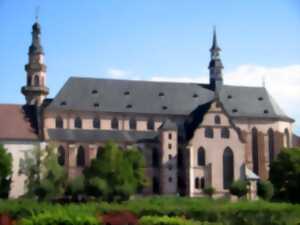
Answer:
[47,129,158,143]
[159,119,178,131]
[46,77,292,121]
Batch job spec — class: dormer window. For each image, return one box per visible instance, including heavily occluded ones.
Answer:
[91,89,98,94]
[60,101,67,106]
[124,91,130,95]
[264,109,269,114]
[162,106,168,110]
[158,92,165,97]
[227,95,232,99]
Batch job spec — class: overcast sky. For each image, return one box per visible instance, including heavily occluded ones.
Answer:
[0,0,299,134]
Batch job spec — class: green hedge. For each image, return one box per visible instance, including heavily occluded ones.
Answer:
[0,197,300,225]
[140,216,221,225]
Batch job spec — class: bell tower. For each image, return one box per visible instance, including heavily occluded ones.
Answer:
[21,20,49,105]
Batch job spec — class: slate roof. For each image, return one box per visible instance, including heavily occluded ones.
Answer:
[47,129,158,143]
[0,104,39,141]
[45,77,293,122]
[159,119,178,131]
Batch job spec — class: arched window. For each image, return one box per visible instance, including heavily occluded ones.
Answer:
[74,117,82,129]
[93,118,100,129]
[200,177,205,189]
[195,177,200,189]
[268,129,275,162]
[152,147,159,168]
[57,146,65,166]
[223,147,234,189]
[96,146,103,160]
[221,128,230,139]
[76,146,85,167]
[197,147,205,166]
[34,75,39,86]
[147,119,155,130]
[55,116,63,129]
[215,115,221,124]
[152,177,160,194]
[252,127,259,174]
[129,118,137,130]
[111,117,118,129]
[284,128,290,148]
[205,127,214,138]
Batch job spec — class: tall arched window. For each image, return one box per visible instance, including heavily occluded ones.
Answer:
[200,177,205,189]
[147,119,155,130]
[152,147,159,168]
[197,147,205,166]
[284,128,290,148]
[93,118,100,129]
[55,116,63,129]
[215,115,221,124]
[252,127,259,174]
[57,146,65,166]
[221,128,230,139]
[223,147,234,189]
[34,75,39,86]
[205,127,214,138]
[111,117,118,129]
[195,177,200,189]
[74,117,82,129]
[96,146,103,160]
[129,118,137,130]
[76,146,85,167]
[268,128,275,162]
[152,177,160,194]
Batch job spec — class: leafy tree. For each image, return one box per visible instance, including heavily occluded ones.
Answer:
[229,180,248,199]
[203,186,215,198]
[0,144,12,198]
[257,180,274,201]
[65,176,85,199]
[84,141,147,202]
[19,144,67,200]
[269,148,300,203]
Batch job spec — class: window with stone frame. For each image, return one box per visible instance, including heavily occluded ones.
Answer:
[221,127,230,139]
[223,147,234,189]
[111,117,119,129]
[74,117,82,129]
[55,116,63,129]
[205,127,214,138]
[76,146,85,167]
[147,119,155,130]
[197,147,205,166]
[93,118,100,129]
[129,118,137,130]
[195,177,200,189]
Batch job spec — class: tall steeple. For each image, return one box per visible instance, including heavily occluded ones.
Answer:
[21,19,49,106]
[209,27,223,92]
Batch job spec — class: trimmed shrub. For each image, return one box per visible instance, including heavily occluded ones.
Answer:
[203,187,215,198]
[140,216,221,225]
[229,180,248,198]
[257,180,274,201]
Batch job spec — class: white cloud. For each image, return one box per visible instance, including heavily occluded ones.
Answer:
[151,64,300,134]
[106,68,130,79]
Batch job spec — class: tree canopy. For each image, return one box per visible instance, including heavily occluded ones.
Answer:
[84,141,147,202]
[269,148,300,203]
[0,144,12,198]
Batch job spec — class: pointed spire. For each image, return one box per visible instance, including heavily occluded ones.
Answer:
[208,27,223,92]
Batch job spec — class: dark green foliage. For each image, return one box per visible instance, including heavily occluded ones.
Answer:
[269,148,300,203]
[203,186,215,198]
[65,176,85,198]
[0,144,12,198]
[1,197,300,225]
[19,144,67,200]
[140,216,221,225]
[84,141,147,202]
[229,180,248,198]
[257,180,274,201]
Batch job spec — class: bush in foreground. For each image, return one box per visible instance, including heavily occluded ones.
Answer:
[229,180,248,198]
[257,180,274,201]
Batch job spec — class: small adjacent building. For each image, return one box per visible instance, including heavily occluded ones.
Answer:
[0,21,296,198]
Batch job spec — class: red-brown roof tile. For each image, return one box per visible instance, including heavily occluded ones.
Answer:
[0,104,39,140]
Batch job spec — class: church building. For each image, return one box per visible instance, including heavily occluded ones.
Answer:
[0,21,297,198]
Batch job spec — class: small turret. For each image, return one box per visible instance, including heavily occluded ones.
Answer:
[209,27,223,93]
[21,20,49,106]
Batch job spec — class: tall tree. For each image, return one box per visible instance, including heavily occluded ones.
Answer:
[84,141,147,201]
[0,144,12,198]
[19,144,67,200]
[269,148,300,203]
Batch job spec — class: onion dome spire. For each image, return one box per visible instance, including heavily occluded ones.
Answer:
[29,20,44,55]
